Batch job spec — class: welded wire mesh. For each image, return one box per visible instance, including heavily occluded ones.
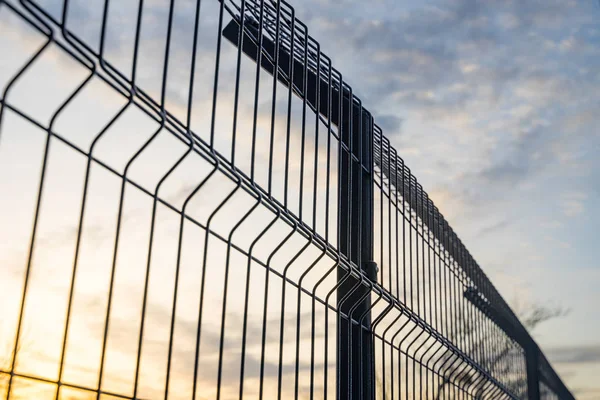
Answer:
[0,0,573,399]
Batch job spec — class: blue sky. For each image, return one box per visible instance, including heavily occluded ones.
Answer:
[286,0,600,397]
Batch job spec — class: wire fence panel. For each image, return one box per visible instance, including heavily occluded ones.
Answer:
[0,0,574,399]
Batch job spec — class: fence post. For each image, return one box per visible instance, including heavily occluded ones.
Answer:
[526,343,541,400]
[337,94,376,400]
[221,19,378,397]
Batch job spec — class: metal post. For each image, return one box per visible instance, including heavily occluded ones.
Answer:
[337,94,376,400]
[526,344,541,400]
[222,17,377,399]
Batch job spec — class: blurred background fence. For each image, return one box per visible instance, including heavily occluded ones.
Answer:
[0,0,574,399]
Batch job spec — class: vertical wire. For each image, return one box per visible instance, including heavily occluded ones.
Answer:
[267,0,281,197]
[0,1,54,394]
[432,208,443,399]
[338,275,364,400]
[215,192,259,400]
[333,70,345,400]
[427,335,443,400]
[456,246,464,361]
[294,250,327,400]
[257,223,298,398]
[325,261,348,400]
[188,1,233,397]
[391,316,411,400]
[385,311,403,400]
[432,208,439,334]
[423,203,435,400]
[406,323,422,400]
[310,53,333,399]
[392,148,400,301]
[208,0,225,149]
[388,134,400,400]
[163,166,218,399]
[311,39,320,234]
[249,0,265,182]
[379,138,385,292]
[162,0,204,394]
[348,284,372,400]
[334,70,343,254]
[450,257,458,366]
[352,97,364,400]
[230,0,246,165]
[425,198,431,328]
[305,41,326,400]
[325,101,348,392]
[402,165,407,308]
[309,261,336,399]
[7,1,97,396]
[54,0,124,396]
[297,19,308,222]
[276,238,313,400]
[345,92,357,400]
[323,55,332,244]
[443,222,450,343]
[282,6,295,209]
[95,0,147,396]
[415,184,421,321]
[408,173,413,313]
[381,133,389,400]
[238,209,280,399]
[131,0,179,395]
[345,86,353,270]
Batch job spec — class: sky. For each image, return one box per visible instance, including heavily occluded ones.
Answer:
[283,0,600,397]
[0,0,599,399]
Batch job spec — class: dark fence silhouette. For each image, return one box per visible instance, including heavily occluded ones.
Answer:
[0,0,573,399]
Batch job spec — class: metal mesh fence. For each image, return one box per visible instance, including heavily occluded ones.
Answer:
[0,0,574,399]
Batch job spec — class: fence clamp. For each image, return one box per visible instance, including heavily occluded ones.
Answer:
[364,261,378,281]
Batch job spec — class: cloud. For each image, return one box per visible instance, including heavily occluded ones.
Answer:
[560,192,587,217]
[290,0,599,198]
[475,218,511,237]
[374,114,403,135]
[573,387,600,400]
[546,344,600,365]
[3,0,600,397]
